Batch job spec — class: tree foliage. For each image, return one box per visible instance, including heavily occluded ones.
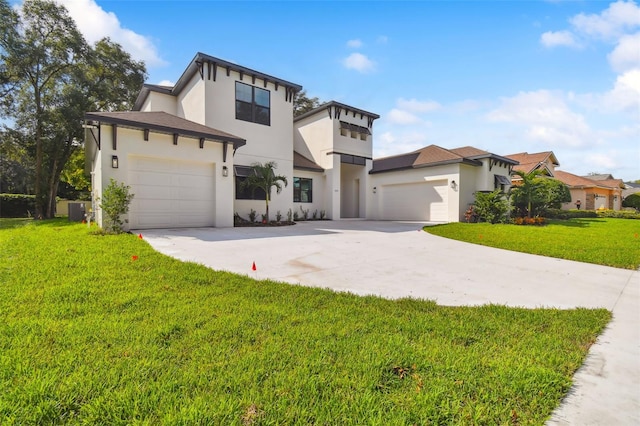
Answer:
[293,90,321,117]
[241,161,288,222]
[622,193,640,211]
[510,171,570,218]
[473,189,510,224]
[0,0,146,219]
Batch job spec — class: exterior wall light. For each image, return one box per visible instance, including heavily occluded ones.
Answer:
[222,165,229,177]
[111,155,118,168]
[450,180,457,190]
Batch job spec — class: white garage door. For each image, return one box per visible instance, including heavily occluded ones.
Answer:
[380,180,448,221]
[128,156,216,229]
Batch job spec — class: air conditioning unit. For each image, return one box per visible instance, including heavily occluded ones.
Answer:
[68,202,86,222]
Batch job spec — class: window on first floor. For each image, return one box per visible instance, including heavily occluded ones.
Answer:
[235,82,270,126]
[235,165,266,200]
[293,177,312,203]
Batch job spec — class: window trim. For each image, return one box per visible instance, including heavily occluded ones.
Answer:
[235,81,270,126]
[293,177,313,203]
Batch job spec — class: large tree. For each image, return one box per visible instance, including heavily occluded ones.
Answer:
[511,170,570,217]
[293,90,321,117]
[0,0,146,218]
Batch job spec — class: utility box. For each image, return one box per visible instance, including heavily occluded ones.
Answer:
[68,202,86,222]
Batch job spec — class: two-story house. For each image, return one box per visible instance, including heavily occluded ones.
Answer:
[85,52,517,230]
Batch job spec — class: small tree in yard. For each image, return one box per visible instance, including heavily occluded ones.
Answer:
[99,179,134,234]
[241,161,287,223]
[473,189,510,224]
[623,193,640,211]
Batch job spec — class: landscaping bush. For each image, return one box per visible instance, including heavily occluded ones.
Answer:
[596,209,640,220]
[98,179,134,234]
[473,189,509,224]
[0,194,36,218]
[622,193,640,211]
[544,208,598,220]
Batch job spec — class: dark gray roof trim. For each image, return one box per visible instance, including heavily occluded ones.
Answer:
[85,111,246,149]
[466,153,519,165]
[495,175,512,185]
[339,121,371,135]
[295,101,380,122]
[370,155,481,174]
[135,52,303,111]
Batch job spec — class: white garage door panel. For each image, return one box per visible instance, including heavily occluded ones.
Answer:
[128,156,216,229]
[381,181,448,222]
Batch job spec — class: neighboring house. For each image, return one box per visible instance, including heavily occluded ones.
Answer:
[554,171,623,210]
[506,151,560,180]
[85,52,516,229]
[367,145,516,222]
[623,181,640,200]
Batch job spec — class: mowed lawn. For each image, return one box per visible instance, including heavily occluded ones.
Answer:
[426,218,640,270]
[0,220,611,424]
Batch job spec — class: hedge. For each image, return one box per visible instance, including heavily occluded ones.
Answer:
[0,194,36,218]
[544,208,598,220]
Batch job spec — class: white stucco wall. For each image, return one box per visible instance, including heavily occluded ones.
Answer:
[177,73,206,125]
[367,164,461,222]
[294,114,334,168]
[93,124,233,230]
[140,92,178,115]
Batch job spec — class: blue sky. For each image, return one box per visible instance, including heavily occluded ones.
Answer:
[43,0,640,180]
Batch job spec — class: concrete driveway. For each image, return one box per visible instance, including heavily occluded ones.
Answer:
[140,220,639,425]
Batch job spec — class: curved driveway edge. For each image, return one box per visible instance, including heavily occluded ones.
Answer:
[140,220,640,425]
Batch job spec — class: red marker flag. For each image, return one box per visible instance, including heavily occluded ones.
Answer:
[138,233,143,239]
[132,255,139,261]
[252,262,257,271]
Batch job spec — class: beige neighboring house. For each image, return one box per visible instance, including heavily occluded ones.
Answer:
[505,151,623,211]
[554,172,624,211]
[85,52,518,229]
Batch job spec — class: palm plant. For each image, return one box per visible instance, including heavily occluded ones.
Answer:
[511,169,545,218]
[241,161,288,222]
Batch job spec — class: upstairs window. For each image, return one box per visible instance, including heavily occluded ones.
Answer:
[293,177,313,203]
[236,82,270,126]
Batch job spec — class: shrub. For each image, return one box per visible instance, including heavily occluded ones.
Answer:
[287,208,293,222]
[248,209,257,223]
[276,210,282,222]
[596,209,640,220]
[622,193,640,211]
[320,210,326,220]
[473,190,509,224]
[312,209,318,220]
[299,206,309,220]
[98,179,134,234]
[545,208,598,220]
[0,194,36,218]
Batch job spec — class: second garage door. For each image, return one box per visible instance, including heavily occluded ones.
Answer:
[128,156,216,229]
[380,180,448,222]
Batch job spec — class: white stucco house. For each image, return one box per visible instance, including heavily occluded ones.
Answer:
[85,52,517,230]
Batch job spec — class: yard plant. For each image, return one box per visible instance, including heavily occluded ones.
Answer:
[426,218,640,270]
[0,219,611,424]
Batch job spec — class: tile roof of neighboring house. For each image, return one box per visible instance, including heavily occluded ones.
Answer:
[85,111,246,149]
[554,170,623,190]
[134,52,303,111]
[293,151,324,172]
[506,151,559,175]
[370,144,517,174]
[583,173,615,181]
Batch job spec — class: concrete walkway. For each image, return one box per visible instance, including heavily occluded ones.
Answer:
[140,220,640,425]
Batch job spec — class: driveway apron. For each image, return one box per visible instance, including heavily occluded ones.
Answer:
[140,220,640,425]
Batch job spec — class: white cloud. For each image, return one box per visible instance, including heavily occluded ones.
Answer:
[346,39,363,48]
[397,98,441,113]
[342,53,375,73]
[540,30,581,48]
[157,80,175,87]
[603,68,640,111]
[54,0,166,67]
[487,90,591,148]
[608,32,640,72]
[387,109,422,125]
[585,152,618,169]
[375,131,427,158]
[377,35,389,44]
[570,0,640,41]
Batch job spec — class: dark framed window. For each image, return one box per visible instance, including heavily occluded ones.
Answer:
[235,165,266,200]
[235,82,270,126]
[293,177,313,203]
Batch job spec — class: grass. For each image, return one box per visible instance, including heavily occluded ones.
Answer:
[426,218,640,270]
[0,219,611,425]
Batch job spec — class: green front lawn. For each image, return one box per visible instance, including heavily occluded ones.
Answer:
[1,219,611,424]
[426,218,640,270]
